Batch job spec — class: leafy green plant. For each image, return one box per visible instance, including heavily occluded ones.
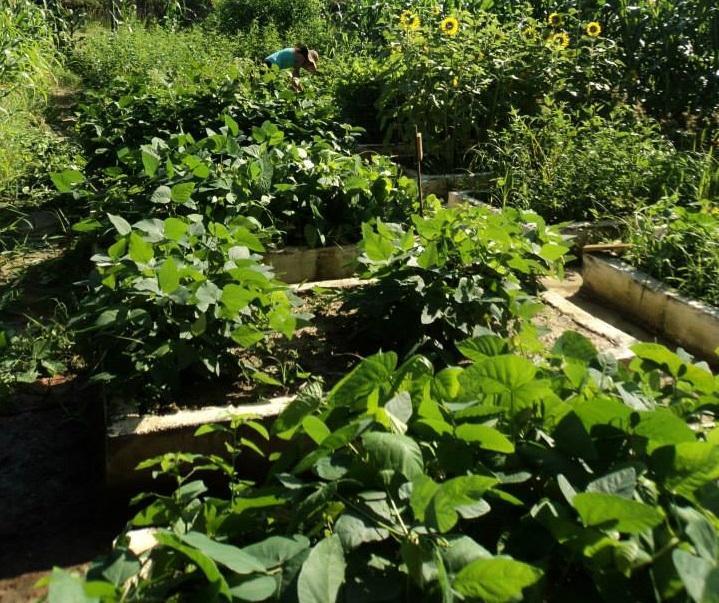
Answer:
[45,335,719,601]
[474,103,694,222]
[627,198,719,307]
[60,120,415,248]
[71,212,303,403]
[342,204,569,360]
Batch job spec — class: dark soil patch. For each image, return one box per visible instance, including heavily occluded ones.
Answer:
[0,388,127,602]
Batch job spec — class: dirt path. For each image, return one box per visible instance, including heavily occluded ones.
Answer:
[0,395,126,602]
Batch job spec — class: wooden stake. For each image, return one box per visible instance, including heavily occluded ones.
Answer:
[582,243,633,253]
[415,126,424,216]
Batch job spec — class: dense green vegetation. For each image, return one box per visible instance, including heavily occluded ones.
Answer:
[1,0,718,600]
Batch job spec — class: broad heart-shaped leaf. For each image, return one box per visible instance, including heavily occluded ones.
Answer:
[242,536,309,572]
[154,531,231,598]
[128,232,154,264]
[231,325,265,348]
[326,352,397,410]
[107,213,131,236]
[334,512,390,550]
[455,423,515,453]
[362,432,424,481]
[151,185,172,205]
[572,492,664,534]
[672,549,719,603]
[230,575,277,601]
[297,535,346,603]
[440,535,492,574]
[427,475,499,533]
[50,169,85,193]
[171,181,195,204]
[141,145,160,177]
[552,330,598,362]
[179,531,267,575]
[655,442,719,499]
[634,409,696,451]
[453,557,543,602]
[48,568,91,603]
[361,221,398,262]
[164,216,188,241]
[460,355,548,408]
[457,335,508,362]
[586,467,637,499]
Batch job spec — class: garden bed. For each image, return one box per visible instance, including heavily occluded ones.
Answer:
[582,253,719,362]
[403,170,491,198]
[105,274,644,490]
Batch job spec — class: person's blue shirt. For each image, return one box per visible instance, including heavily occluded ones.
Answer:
[264,48,296,69]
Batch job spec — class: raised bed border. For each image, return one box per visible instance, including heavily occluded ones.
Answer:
[582,254,719,363]
[266,244,358,284]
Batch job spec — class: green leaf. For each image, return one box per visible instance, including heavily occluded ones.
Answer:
[572,492,664,534]
[334,512,390,550]
[362,432,424,481]
[455,424,515,453]
[672,549,719,603]
[297,535,346,603]
[634,409,696,450]
[48,568,91,603]
[457,336,508,362]
[51,169,85,193]
[151,185,172,205]
[107,213,131,236]
[326,352,397,409]
[179,531,266,575]
[460,355,547,408]
[242,535,310,569]
[158,258,180,294]
[221,284,254,314]
[231,325,265,348]
[361,222,397,262]
[230,575,277,601]
[72,218,103,233]
[171,182,195,204]
[552,331,598,362]
[658,442,719,499]
[538,242,570,262]
[302,416,330,445]
[141,145,160,177]
[427,475,498,533]
[273,384,323,437]
[453,557,543,602]
[441,535,492,574]
[586,468,637,499]
[675,506,718,561]
[164,217,188,241]
[128,232,154,264]
[154,531,231,598]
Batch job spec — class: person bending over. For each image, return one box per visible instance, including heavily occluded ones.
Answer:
[264,46,319,90]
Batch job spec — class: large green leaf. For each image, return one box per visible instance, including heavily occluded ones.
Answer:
[455,423,515,453]
[672,549,719,603]
[230,575,277,601]
[453,557,543,602]
[334,513,390,550]
[427,475,498,533]
[297,535,346,603]
[128,232,154,264]
[179,531,267,575]
[362,432,424,481]
[634,409,696,450]
[158,258,180,294]
[572,492,664,534]
[657,442,719,499]
[326,352,397,409]
[155,531,231,598]
[51,169,85,193]
[460,355,548,408]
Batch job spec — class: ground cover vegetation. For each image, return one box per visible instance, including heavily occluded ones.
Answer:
[0,0,718,600]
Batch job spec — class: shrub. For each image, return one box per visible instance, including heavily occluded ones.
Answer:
[627,198,719,307]
[343,204,569,360]
[212,0,324,34]
[72,213,302,403]
[475,104,691,222]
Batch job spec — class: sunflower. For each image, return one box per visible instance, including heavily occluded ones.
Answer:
[400,10,421,30]
[439,15,459,36]
[547,12,563,27]
[586,21,602,37]
[550,31,570,49]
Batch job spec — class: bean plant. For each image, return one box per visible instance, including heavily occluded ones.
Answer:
[45,337,719,601]
[342,205,569,361]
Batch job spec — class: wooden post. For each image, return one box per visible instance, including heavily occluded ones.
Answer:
[415,126,424,216]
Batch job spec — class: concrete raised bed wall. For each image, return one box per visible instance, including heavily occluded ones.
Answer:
[106,396,295,491]
[583,254,719,362]
[404,171,491,198]
[266,245,359,284]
